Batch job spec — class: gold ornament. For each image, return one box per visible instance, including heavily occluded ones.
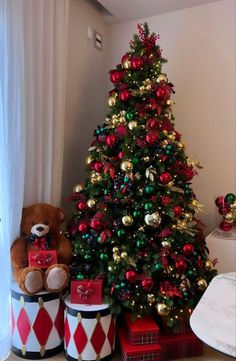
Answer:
[190,199,204,213]
[87,198,96,208]
[143,156,150,162]
[108,96,116,107]
[144,212,161,227]
[122,215,133,226]
[156,303,170,316]
[121,252,128,258]
[197,279,208,291]
[224,212,234,223]
[112,246,119,253]
[230,201,236,211]
[113,254,121,262]
[157,74,167,83]
[166,99,174,107]
[138,188,143,195]
[205,260,213,271]
[108,266,113,271]
[147,294,155,304]
[119,116,126,123]
[73,184,84,193]
[121,160,133,173]
[161,241,171,248]
[85,155,92,165]
[184,213,193,222]
[123,59,131,69]
[177,141,185,150]
[128,121,138,130]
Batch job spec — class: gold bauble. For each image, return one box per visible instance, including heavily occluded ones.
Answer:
[225,212,234,223]
[177,141,185,150]
[85,155,92,165]
[144,212,161,227]
[156,303,170,316]
[123,59,131,69]
[184,213,193,222]
[122,215,133,226]
[230,201,236,211]
[73,184,83,193]
[205,260,213,272]
[87,198,96,208]
[166,99,174,107]
[108,266,113,271]
[121,252,128,258]
[108,96,116,107]
[197,279,208,291]
[113,254,121,262]
[128,121,138,130]
[157,74,167,83]
[121,160,133,172]
[161,241,171,248]
[147,294,155,304]
[143,156,150,162]
[112,247,119,253]
[119,116,126,123]
[138,188,143,195]
[146,84,152,91]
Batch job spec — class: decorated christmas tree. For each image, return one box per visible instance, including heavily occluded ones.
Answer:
[69,23,217,329]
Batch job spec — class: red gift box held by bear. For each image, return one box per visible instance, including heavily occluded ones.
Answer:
[70,279,103,304]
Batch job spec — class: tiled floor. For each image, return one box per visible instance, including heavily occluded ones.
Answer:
[6,346,233,361]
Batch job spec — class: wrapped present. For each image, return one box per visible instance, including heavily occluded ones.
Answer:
[159,317,191,335]
[11,281,64,359]
[70,279,103,304]
[118,327,161,361]
[64,296,115,361]
[28,250,58,268]
[124,314,159,345]
[159,331,203,360]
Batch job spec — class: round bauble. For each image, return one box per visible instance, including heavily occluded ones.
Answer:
[147,294,155,304]
[224,212,234,223]
[157,74,167,83]
[87,198,96,208]
[117,229,125,237]
[73,183,84,193]
[155,262,162,271]
[85,155,92,165]
[121,54,131,69]
[220,221,232,231]
[156,303,170,316]
[144,212,161,227]
[173,205,183,217]
[119,89,131,102]
[197,279,208,291]
[175,259,187,273]
[121,160,133,172]
[161,241,171,248]
[121,252,128,259]
[106,134,116,147]
[125,270,137,282]
[76,200,86,211]
[225,193,236,204]
[141,279,153,291]
[146,130,159,144]
[93,161,103,173]
[205,260,214,271]
[100,253,108,261]
[128,121,138,130]
[90,219,102,230]
[131,55,143,70]
[110,70,122,84]
[122,215,133,226]
[183,244,194,255]
[126,111,134,120]
[107,96,116,107]
[78,222,88,233]
[159,172,172,184]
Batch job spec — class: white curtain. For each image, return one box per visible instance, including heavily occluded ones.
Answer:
[0,1,69,359]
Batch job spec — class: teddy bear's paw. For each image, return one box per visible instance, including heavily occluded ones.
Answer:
[24,269,44,294]
[44,264,69,293]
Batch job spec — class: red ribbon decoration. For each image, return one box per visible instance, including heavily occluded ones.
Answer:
[32,237,47,250]
[76,285,94,300]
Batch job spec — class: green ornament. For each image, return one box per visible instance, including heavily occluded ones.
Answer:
[133,210,141,218]
[121,184,125,189]
[165,150,171,155]
[76,274,84,280]
[184,184,190,189]
[144,202,154,211]
[225,193,236,204]
[132,157,139,165]
[117,229,125,237]
[166,144,172,150]
[85,234,90,239]
[126,111,134,120]
[104,189,109,195]
[100,253,108,261]
[97,236,101,243]
[187,269,194,278]
[145,185,155,194]
[155,262,162,271]
[124,177,129,183]
[185,190,191,195]
[115,284,121,289]
[84,254,91,260]
[167,237,175,244]
[137,240,145,248]
[120,282,126,288]
[183,291,188,298]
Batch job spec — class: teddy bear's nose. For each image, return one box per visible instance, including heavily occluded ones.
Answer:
[36,226,44,232]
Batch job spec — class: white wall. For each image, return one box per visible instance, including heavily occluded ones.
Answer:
[61,0,108,216]
[107,0,236,234]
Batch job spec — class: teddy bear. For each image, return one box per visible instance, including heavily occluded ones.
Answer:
[11,203,73,295]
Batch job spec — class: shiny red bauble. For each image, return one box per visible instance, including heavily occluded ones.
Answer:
[76,201,86,211]
[173,205,183,217]
[141,278,153,291]
[109,70,122,84]
[90,219,102,230]
[121,53,130,64]
[183,244,194,255]
[125,270,137,282]
[146,130,159,144]
[220,221,233,232]
[218,206,230,215]
[118,151,124,159]
[161,196,171,206]
[131,55,143,70]
[215,196,225,208]
[175,259,187,273]
[92,161,103,173]
[119,89,131,101]
[159,172,172,184]
[78,222,88,233]
[156,85,171,101]
[106,134,116,147]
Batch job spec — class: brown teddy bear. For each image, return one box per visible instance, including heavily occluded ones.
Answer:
[11,203,72,295]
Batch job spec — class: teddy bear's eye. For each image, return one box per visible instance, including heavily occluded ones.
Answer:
[44,221,49,226]
[31,222,35,226]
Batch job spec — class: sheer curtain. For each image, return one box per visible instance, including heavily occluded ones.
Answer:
[0,1,69,359]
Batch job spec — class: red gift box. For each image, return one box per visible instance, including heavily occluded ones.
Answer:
[118,327,161,361]
[124,314,159,345]
[159,331,203,360]
[70,279,103,304]
[28,250,57,268]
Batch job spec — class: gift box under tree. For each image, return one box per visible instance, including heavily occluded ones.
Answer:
[124,314,159,345]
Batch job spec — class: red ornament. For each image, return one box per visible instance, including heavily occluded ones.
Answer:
[116,124,129,137]
[159,172,172,184]
[161,196,171,206]
[90,219,102,230]
[118,151,124,159]
[145,130,159,144]
[125,270,137,282]
[146,118,159,129]
[175,259,187,273]
[220,221,233,232]
[219,206,230,215]
[109,70,122,84]
[131,55,143,70]
[78,222,88,233]
[121,53,130,64]
[119,89,131,101]
[92,161,103,173]
[173,205,183,217]
[141,278,153,291]
[76,201,86,211]
[183,244,194,255]
[215,196,225,208]
[106,134,116,147]
[156,84,171,101]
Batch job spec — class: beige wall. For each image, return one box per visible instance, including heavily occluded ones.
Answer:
[107,0,236,234]
[61,0,108,216]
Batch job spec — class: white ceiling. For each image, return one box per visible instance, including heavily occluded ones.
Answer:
[97,0,222,24]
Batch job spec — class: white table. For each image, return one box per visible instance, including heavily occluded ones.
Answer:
[190,273,236,358]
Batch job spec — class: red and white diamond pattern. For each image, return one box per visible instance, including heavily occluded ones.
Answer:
[11,295,64,354]
[65,310,115,360]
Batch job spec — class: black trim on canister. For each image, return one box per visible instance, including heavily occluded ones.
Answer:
[65,305,110,319]
[11,344,63,359]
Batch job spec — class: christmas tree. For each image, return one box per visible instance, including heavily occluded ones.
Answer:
[69,23,217,328]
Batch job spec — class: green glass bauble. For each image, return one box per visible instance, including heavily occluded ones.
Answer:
[117,229,125,237]
[155,262,162,271]
[144,202,154,211]
[133,210,141,218]
[132,157,139,165]
[115,284,121,289]
[183,291,188,298]
[84,254,91,260]
[145,185,155,194]
[100,253,108,261]
[187,269,194,278]
[124,177,129,183]
[137,240,145,248]
[126,111,134,120]
[76,274,84,280]
[120,282,126,288]
[225,193,236,204]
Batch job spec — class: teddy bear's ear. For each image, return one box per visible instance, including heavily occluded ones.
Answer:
[57,207,65,223]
